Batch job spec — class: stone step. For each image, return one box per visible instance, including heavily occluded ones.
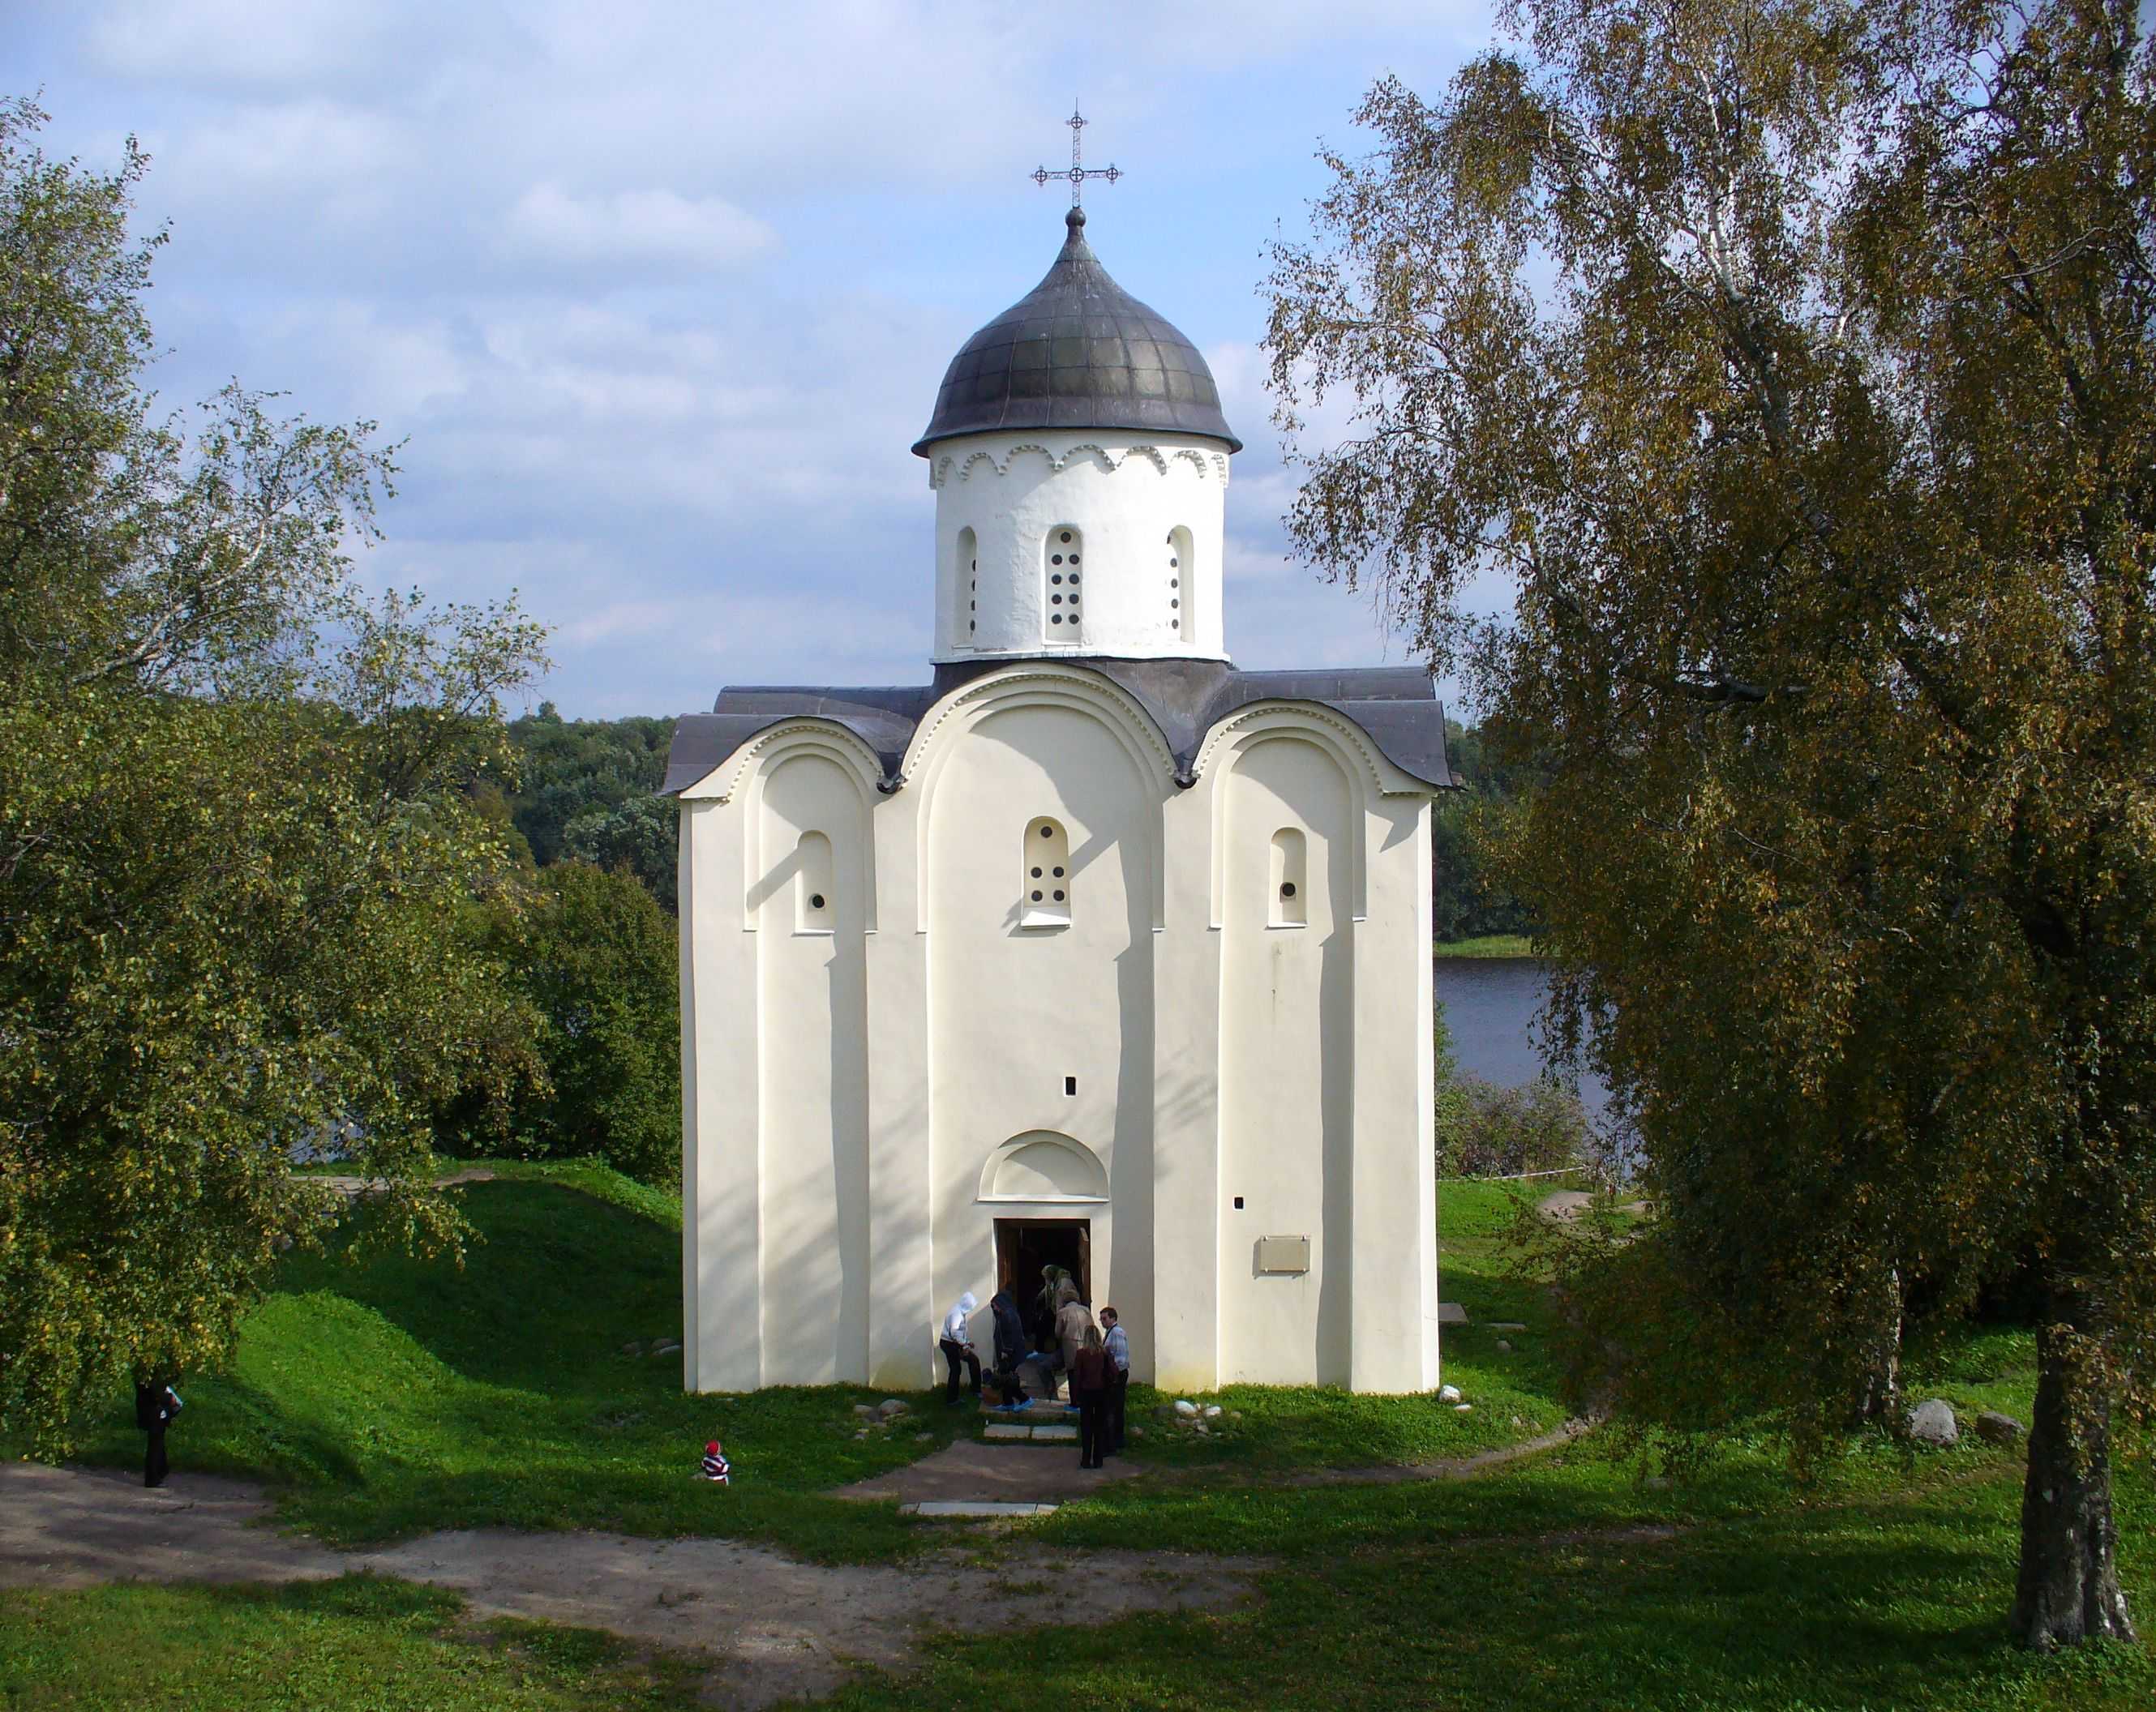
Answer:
[980,1420,1080,1444]
[900,1500,1058,1518]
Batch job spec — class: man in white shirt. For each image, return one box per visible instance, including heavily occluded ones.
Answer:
[939,1291,982,1404]
[1100,1306,1129,1453]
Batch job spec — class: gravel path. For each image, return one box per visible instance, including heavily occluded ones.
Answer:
[0,1462,1255,1709]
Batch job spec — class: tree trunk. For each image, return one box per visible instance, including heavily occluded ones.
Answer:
[2010,1323,2136,1649]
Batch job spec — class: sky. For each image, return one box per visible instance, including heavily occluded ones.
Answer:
[10,1,1501,719]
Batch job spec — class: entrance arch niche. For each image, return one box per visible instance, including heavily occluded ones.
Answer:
[977,1129,1108,1205]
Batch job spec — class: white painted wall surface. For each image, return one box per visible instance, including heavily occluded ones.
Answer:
[678,666,1442,1397]
[927,432,1232,661]
[1218,734,1356,1385]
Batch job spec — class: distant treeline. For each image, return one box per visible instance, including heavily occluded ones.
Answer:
[495,704,679,907]
[1434,717,1534,944]
[496,706,1528,941]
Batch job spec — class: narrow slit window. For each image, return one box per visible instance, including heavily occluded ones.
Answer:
[1022,817,1072,927]
[956,525,978,646]
[797,831,834,932]
[1167,524,1194,638]
[1043,525,1082,645]
[1269,828,1306,927]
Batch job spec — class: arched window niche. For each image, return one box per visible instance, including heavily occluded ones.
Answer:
[1269,827,1307,927]
[1167,524,1194,640]
[956,524,978,648]
[796,831,835,933]
[1042,524,1083,645]
[1022,817,1072,929]
[978,1129,1108,1203]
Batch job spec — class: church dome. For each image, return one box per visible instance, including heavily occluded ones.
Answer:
[912,208,1242,456]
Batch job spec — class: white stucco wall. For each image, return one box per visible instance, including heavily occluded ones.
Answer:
[926,431,1231,661]
[678,667,1441,1397]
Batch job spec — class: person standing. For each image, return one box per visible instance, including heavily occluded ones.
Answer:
[1070,1325,1112,1469]
[1053,1282,1091,1399]
[938,1291,982,1404]
[988,1287,1031,1409]
[134,1377,182,1489]
[1031,1265,1065,1352]
[1099,1306,1129,1454]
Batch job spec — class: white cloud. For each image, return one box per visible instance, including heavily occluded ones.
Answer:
[502,184,778,273]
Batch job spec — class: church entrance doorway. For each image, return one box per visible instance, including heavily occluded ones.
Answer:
[994,1217,1092,1342]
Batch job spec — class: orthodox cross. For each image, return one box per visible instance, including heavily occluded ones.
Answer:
[1031,102,1121,208]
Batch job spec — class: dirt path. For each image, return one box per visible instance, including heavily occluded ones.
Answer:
[308,1167,499,1198]
[835,1438,1143,1504]
[0,1462,1257,1709]
[1140,1417,1598,1492]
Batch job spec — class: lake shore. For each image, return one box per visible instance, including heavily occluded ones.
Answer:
[1433,934,1536,958]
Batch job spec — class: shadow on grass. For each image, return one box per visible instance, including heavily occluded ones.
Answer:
[831,1478,2155,1712]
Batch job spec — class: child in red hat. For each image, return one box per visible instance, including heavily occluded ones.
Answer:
[700,1439,731,1484]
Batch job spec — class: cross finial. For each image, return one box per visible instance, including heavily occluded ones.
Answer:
[1031,101,1121,209]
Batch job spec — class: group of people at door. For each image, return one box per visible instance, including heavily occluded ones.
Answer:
[939,1268,1127,1469]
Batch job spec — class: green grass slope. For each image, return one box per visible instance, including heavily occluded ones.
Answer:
[64,1165,960,1560]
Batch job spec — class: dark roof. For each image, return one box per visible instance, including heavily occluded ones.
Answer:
[911,208,1241,456]
[662,658,1451,796]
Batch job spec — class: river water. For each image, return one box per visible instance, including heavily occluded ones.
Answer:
[1433,957,1612,1128]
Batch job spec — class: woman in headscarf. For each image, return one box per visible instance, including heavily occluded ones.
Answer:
[938,1290,981,1405]
[1053,1281,1092,1396]
[988,1287,1029,1408]
[1070,1324,1112,1469]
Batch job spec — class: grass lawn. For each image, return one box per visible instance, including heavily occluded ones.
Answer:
[52,1161,965,1562]
[9,1163,2150,1710]
[1432,932,1537,957]
[0,1577,704,1711]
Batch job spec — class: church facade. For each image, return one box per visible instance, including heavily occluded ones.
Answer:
[666,207,1448,1394]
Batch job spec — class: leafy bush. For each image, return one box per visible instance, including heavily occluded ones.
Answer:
[1437,1073,1591,1179]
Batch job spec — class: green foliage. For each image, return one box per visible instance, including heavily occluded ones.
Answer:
[1437,1074,1592,1178]
[504,708,675,905]
[1266,0,2156,1642]
[452,863,681,1186]
[0,99,548,1449]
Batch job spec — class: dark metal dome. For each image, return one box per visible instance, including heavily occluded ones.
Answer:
[912,208,1241,456]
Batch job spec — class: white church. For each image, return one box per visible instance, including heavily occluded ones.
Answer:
[665,201,1450,1395]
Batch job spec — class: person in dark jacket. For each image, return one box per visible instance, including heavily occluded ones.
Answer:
[988,1288,1031,1408]
[135,1378,182,1488]
[1070,1325,1112,1469]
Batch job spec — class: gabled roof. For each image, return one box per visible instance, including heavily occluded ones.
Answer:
[662,658,1451,797]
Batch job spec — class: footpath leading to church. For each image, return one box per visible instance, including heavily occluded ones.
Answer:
[0,1461,1258,1710]
[1,1413,1595,1706]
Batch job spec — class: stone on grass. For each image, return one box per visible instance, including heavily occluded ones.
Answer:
[652,1339,681,1356]
[1908,1398,1960,1447]
[1174,1399,1198,1419]
[852,1403,877,1418]
[1228,1410,1244,1423]
[1489,1321,1528,1333]
[1202,1404,1223,1420]
[1438,1303,1470,1327]
[619,1340,645,1356]
[1193,1423,1210,1436]
[1454,1403,1472,1413]
[877,1399,908,1418]
[1438,1384,1463,1406]
[1495,1339,1514,1354]
[1975,1411,2025,1447]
